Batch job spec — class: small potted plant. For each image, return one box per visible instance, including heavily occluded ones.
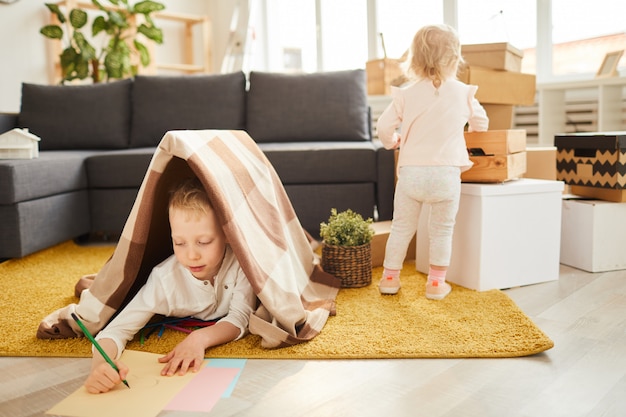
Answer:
[320,208,375,288]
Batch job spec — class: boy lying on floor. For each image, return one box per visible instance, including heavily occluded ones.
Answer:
[85,178,256,394]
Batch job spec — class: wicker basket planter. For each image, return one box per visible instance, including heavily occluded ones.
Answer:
[322,243,372,288]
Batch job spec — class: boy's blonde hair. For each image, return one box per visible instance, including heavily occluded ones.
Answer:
[406,24,463,83]
[169,177,213,216]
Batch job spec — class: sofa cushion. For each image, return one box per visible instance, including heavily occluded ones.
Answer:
[18,80,132,150]
[86,148,155,188]
[284,183,376,237]
[258,141,377,184]
[129,72,247,148]
[0,150,97,205]
[246,70,370,143]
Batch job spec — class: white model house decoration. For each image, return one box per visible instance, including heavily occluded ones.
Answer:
[0,128,41,159]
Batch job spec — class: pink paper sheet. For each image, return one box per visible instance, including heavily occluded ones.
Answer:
[164,367,242,412]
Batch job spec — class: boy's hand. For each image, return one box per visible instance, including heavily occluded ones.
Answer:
[84,360,129,394]
[158,331,206,376]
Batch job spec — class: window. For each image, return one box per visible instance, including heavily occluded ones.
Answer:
[258,0,368,72]
[257,0,442,73]
[551,0,626,76]
[457,0,536,74]
[319,0,368,71]
[252,0,624,79]
[260,0,317,72]
[375,1,443,60]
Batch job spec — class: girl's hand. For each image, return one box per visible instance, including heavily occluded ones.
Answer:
[84,360,129,394]
[158,331,206,376]
[392,134,401,149]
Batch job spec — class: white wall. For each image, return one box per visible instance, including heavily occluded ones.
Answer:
[0,0,236,113]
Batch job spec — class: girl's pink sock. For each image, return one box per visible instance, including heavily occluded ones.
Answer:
[382,268,400,280]
[428,267,446,284]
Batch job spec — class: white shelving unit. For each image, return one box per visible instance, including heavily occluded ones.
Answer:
[537,76,626,145]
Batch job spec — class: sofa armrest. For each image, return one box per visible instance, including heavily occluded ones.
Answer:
[0,113,18,134]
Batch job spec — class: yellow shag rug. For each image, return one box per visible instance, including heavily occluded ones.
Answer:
[0,241,553,359]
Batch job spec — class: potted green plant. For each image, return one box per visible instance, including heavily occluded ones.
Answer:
[320,208,375,288]
[40,0,165,84]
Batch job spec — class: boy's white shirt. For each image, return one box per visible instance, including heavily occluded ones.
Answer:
[95,245,256,359]
[377,78,489,173]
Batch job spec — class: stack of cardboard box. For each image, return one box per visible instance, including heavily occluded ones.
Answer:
[459,44,558,183]
[459,42,536,130]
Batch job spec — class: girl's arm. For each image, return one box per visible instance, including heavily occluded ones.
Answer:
[376,88,404,149]
[467,87,489,132]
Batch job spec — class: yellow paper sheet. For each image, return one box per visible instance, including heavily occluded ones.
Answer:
[47,350,204,417]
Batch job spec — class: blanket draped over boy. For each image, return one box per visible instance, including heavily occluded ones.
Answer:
[37,130,341,348]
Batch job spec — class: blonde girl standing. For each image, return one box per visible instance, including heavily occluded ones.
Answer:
[376,24,489,299]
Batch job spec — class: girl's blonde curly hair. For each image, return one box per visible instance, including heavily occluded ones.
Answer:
[405,24,463,84]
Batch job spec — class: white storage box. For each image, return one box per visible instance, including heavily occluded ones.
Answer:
[416,179,564,291]
[560,198,626,272]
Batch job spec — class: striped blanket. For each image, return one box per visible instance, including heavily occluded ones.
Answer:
[37,130,340,348]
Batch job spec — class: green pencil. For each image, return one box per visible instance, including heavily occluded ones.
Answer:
[71,313,130,388]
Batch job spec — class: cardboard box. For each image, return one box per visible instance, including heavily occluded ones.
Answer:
[416,179,564,291]
[461,129,527,183]
[464,129,526,155]
[570,185,626,202]
[555,132,626,189]
[458,66,536,106]
[371,220,415,268]
[523,146,557,181]
[483,104,514,130]
[461,42,523,72]
[366,59,404,95]
[462,152,526,183]
[561,198,626,272]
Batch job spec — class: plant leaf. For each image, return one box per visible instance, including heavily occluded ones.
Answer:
[74,56,90,79]
[134,40,150,66]
[59,46,78,77]
[133,1,165,15]
[107,10,128,28]
[73,32,96,60]
[144,14,155,27]
[45,3,66,24]
[40,25,64,40]
[104,40,132,79]
[69,8,88,29]
[92,15,107,36]
[104,49,125,79]
[138,24,163,44]
[91,0,108,14]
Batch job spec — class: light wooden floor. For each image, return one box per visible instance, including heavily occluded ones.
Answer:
[1,263,625,417]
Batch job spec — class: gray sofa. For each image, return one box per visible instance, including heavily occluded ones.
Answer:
[0,70,395,259]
